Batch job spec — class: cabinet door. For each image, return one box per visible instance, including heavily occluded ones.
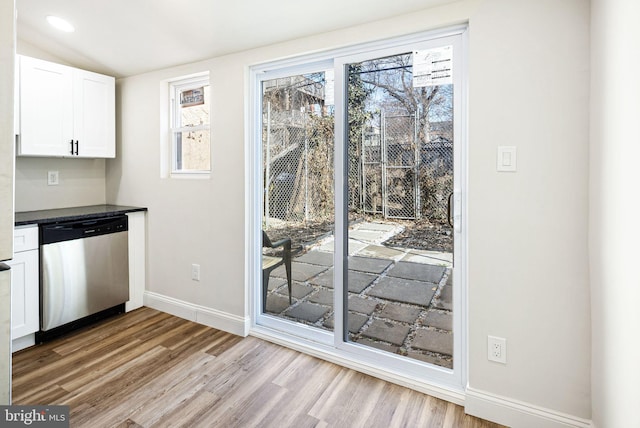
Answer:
[7,250,39,340]
[74,69,115,158]
[18,55,74,156]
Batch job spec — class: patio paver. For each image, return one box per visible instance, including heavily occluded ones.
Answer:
[276,282,314,300]
[295,250,334,266]
[323,312,368,333]
[272,262,329,282]
[284,302,329,323]
[308,269,333,287]
[308,269,377,293]
[347,271,378,293]
[368,276,437,307]
[378,303,422,324]
[402,250,453,267]
[308,289,333,305]
[357,222,398,232]
[424,310,452,331]
[348,256,393,274]
[387,261,446,283]
[349,229,385,242]
[317,239,368,254]
[267,277,286,291]
[348,297,378,315]
[361,319,410,346]
[265,294,291,314]
[433,284,452,311]
[358,244,405,260]
[412,328,453,355]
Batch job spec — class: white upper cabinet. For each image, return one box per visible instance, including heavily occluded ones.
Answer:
[73,69,116,157]
[17,55,115,158]
[18,56,73,156]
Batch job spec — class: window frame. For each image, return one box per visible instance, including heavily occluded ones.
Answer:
[168,72,211,177]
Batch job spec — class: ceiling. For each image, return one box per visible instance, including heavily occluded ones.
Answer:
[16,0,456,78]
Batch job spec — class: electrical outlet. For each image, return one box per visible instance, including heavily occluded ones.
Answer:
[191,263,200,281]
[488,335,507,364]
[47,171,59,186]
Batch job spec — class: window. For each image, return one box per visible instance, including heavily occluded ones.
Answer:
[169,73,210,175]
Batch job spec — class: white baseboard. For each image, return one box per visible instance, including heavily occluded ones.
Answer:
[143,291,250,337]
[465,387,592,428]
[12,334,35,353]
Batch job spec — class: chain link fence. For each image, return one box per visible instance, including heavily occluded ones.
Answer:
[263,101,334,228]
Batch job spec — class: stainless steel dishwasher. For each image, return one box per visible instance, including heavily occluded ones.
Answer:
[39,215,129,340]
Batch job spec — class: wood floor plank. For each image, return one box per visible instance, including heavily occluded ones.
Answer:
[11,307,506,428]
[81,351,215,428]
[263,355,341,428]
[12,312,179,400]
[145,389,219,428]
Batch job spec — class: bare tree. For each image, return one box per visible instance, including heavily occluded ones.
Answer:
[353,53,452,144]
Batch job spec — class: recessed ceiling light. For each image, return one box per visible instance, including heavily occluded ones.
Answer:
[46,15,75,33]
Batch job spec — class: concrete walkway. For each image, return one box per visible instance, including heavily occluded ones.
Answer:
[265,221,454,369]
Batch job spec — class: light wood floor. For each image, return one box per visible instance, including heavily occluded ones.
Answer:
[12,307,505,428]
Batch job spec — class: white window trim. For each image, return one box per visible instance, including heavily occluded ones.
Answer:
[162,71,211,179]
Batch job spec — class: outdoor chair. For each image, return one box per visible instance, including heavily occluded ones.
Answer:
[262,230,292,308]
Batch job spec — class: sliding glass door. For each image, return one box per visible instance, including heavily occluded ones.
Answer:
[340,48,457,369]
[257,63,337,343]
[252,28,466,388]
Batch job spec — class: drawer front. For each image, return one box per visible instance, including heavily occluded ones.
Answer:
[14,225,38,253]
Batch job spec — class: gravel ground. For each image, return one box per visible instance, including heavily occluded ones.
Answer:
[382,219,453,252]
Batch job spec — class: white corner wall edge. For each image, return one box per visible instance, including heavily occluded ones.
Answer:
[465,387,593,428]
[143,291,250,337]
[125,211,146,312]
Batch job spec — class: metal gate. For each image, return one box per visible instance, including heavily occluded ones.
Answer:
[382,112,419,219]
[359,110,453,222]
[361,111,420,220]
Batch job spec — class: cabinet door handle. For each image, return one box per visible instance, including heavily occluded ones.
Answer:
[75,140,79,155]
[70,140,74,155]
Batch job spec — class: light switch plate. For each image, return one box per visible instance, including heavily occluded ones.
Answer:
[497,146,517,172]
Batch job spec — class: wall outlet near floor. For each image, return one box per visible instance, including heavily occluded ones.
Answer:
[47,171,59,185]
[488,335,507,364]
[191,263,201,281]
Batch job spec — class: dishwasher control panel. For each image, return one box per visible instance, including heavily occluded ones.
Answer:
[41,215,128,244]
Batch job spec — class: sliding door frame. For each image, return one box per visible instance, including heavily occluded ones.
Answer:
[247,24,469,399]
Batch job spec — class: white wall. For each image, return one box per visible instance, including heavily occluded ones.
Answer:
[466,0,591,423]
[590,0,640,426]
[14,39,107,213]
[108,0,591,423]
[14,157,106,212]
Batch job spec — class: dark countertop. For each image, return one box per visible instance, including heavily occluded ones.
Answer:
[15,204,147,226]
